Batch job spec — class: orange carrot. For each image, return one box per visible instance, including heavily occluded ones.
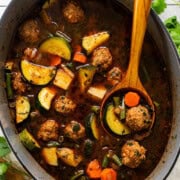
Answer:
[86,159,102,179]
[50,55,62,66]
[74,45,82,52]
[100,168,117,180]
[73,52,87,63]
[124,91,140,107]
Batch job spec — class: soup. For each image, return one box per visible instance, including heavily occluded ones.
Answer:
[4,0,172,179]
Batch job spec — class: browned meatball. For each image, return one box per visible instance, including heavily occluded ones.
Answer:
[126,105,151,131]
[64,121,85,140]
[63,1,85,23]
[19,19,40,43]
[91,47,112,71]
[54,96,76,114]
[37,119,59,141]
[107,67,122,85]
[121,140,146,168]
[12,72,27,93]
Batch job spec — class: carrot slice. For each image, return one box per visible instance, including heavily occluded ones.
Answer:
[124,91,140,107]
[101,168,117,180]
[73,52,87,63]
[50,55,62,66]
[86,159,102,179]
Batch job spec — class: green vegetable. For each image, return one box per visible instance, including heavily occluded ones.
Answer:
[37,87,56,110]
[84,139,94,157]
[85,113,100,140]
[78,64,96,93]
[111,154,122,166]
[5,73,13,99]
[21,60,56,85]
[0,137,11,157]
[19,129,40,150]
[120,98,126,120]
[102,154,109,168]
[164,16,180,56]
[113,96,120,107]
[46,141,60,147]
[91,105,100,114]
[152,0,167,14]
[70,170,84,180]
[15,96,30,123]
[0,163,9,176]
[103,103,131,136]
[39,37,72,60]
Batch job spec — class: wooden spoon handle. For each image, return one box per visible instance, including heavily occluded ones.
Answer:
[126,0,152,80]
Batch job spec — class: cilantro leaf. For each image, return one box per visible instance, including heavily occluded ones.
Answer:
[164,16,180,56]
[152,0,167,14]
[0,137,11,157]
[0,163,9,176]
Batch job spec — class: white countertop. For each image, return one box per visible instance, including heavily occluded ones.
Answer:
[0,0,179,179]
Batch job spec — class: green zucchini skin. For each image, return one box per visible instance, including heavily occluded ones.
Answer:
[39,37,72,60]
[21,60,56,85]
[103,103,131,136]
[16,96,30,124]
[19,129,40,150]
[78,64,96,92]
[85,113,99,140]
[37,87,56,110]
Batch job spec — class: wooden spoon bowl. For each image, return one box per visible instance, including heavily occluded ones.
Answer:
[100,0,155,140]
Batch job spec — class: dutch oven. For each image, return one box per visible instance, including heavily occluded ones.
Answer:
[0,0,179,179]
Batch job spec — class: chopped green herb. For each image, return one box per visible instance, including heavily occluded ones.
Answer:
[0,137,11,157]
[73,123,80,132]
[152,0,167,14]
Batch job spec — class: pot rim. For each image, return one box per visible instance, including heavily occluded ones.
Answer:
[0,0,179,179]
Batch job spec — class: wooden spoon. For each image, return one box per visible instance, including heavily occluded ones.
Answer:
[100,0,155,140]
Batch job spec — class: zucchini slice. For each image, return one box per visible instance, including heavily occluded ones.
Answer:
[19,129,40,150]
[78,65,96,92]
[82,31,110,55]
[85,113,100,140]
[39,37,72,60]
[21,60,56,85]
[37,87,56,110]
[16,96,30,123]
[104,103,131,136]
[41,147,58,166]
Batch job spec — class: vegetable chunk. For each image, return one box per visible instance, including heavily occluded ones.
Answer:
[41,147,58,166]
[21,60,56,85]
[19,129,40,150]
[82,31,110,54]
[16,96,30,123]
[57,148,83,167]
[53,66,74,90]
[39,37,71,60]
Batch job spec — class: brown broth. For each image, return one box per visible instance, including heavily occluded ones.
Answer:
[6,0,172,179]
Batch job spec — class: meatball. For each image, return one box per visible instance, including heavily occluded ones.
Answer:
[63,1,85,23]
[91,47,112,71]
[64,121,85,140]
[12,72,27,93]
[54,96,76,114]
[37,120,59,141]
[126,105,151,131]
[107,67,122,85]
[121,140,146,168]
[19,19,40,43]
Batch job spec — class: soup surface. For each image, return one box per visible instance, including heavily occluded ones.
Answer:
[4,0,172,179]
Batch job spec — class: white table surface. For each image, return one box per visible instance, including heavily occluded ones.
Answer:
[0,0,179,179]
